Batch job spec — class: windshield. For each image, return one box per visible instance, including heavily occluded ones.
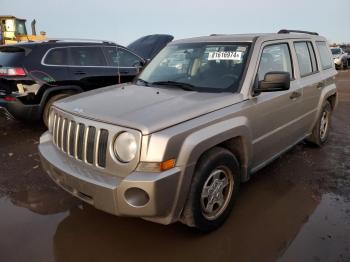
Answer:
[137,42,251,92]
[331,48,341,55]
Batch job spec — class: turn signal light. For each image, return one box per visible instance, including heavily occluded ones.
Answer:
[160,159,176,171]
[137,159,176,172]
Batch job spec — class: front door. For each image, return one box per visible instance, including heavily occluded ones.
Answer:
[250,42,304,169]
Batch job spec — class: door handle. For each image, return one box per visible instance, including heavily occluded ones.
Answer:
[290,91,302,100]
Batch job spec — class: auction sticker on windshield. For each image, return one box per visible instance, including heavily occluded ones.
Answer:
[208,51,243,61]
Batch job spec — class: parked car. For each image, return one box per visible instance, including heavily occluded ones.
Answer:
[39,30,337,232]
[330,47,349,70]
[0,34,173,125]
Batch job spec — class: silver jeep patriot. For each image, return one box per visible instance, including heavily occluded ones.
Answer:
[39,29,337,231]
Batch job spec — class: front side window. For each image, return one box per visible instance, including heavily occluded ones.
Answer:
[294,42,313,77]
[105,47,142,67]
[15,19,27,35]
[44,48,69,65]
[258,43,293,81]
[316,42,333,70]
[137,43,251,92]
[70,46,107,66]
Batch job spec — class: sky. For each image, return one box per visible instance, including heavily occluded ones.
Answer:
[1,0,349,46]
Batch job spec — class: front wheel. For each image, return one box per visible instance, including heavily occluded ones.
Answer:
[180,147,240,232]
[307,101,332,147]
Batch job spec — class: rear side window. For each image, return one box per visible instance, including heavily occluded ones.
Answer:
[44,48,69,65]
[258,43,293,81]
[0,47,25,65]
[294,42,313,77]
[70,46,107,66]
[105,47,142,67]
[316,42,333,70]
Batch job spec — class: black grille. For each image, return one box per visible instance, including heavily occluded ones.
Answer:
[86,126,96,164]
[98,129,109,167]
[77,123,85,160]
[69,121,76,156]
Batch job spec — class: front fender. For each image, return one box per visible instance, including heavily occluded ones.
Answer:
[169,116,252,222]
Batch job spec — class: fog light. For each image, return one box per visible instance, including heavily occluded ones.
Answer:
[124,187,149,207]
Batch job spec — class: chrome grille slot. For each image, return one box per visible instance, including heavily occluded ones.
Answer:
[98,129,109,168]
[86,126,96,164]
[56,116,62,148]
[61,118,68,151]
[77,123,85,160]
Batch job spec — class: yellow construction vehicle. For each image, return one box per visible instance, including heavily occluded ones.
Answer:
[0,16,46,45]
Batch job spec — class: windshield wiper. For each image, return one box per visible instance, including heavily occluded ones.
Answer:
[136,78,151,86]
[151,81,196,91]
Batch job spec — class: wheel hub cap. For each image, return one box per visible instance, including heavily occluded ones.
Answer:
[200,167,234,220]
[320,111,329,141]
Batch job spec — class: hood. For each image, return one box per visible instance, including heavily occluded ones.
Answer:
[54,84,244,135]
[127,34,174,60]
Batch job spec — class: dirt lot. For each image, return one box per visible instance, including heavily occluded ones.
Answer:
[0,71,350,262]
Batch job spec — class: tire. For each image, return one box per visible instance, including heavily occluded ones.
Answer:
[307,101,332,147]
[42,93,73,127]
[180,147,240,232]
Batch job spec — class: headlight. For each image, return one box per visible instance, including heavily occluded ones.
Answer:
[113,132,138,162]
[48,107,55,133]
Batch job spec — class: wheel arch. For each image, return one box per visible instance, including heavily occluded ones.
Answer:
[38,85,83,115]
[170,117,253,222]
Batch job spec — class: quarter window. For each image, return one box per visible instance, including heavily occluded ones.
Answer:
[70,46,107,66]
[105,47,142,67]
[44,48,69,65]
[258,43,293,81]
[294,42,313,77]
[316,41,333,70]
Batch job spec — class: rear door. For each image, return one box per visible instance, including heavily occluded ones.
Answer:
[293,41,322,133]
[68,46,114,91]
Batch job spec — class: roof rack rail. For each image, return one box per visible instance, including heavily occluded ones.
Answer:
[46,38,116,44]
[209,34,226,36]
[278,29,319,36]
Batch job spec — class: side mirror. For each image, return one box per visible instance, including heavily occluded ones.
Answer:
[255,72,290,94]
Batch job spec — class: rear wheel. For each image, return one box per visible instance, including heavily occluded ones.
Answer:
[307,101,332,147]
[181,147,240,232]
[42,93,73,127]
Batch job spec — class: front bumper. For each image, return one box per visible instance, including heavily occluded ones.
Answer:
[39,132,181,223]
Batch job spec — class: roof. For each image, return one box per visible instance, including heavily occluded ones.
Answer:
[1,39,120,49]
[171,32,327,45]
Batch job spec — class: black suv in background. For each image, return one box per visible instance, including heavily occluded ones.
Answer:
[0,34,173,125]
